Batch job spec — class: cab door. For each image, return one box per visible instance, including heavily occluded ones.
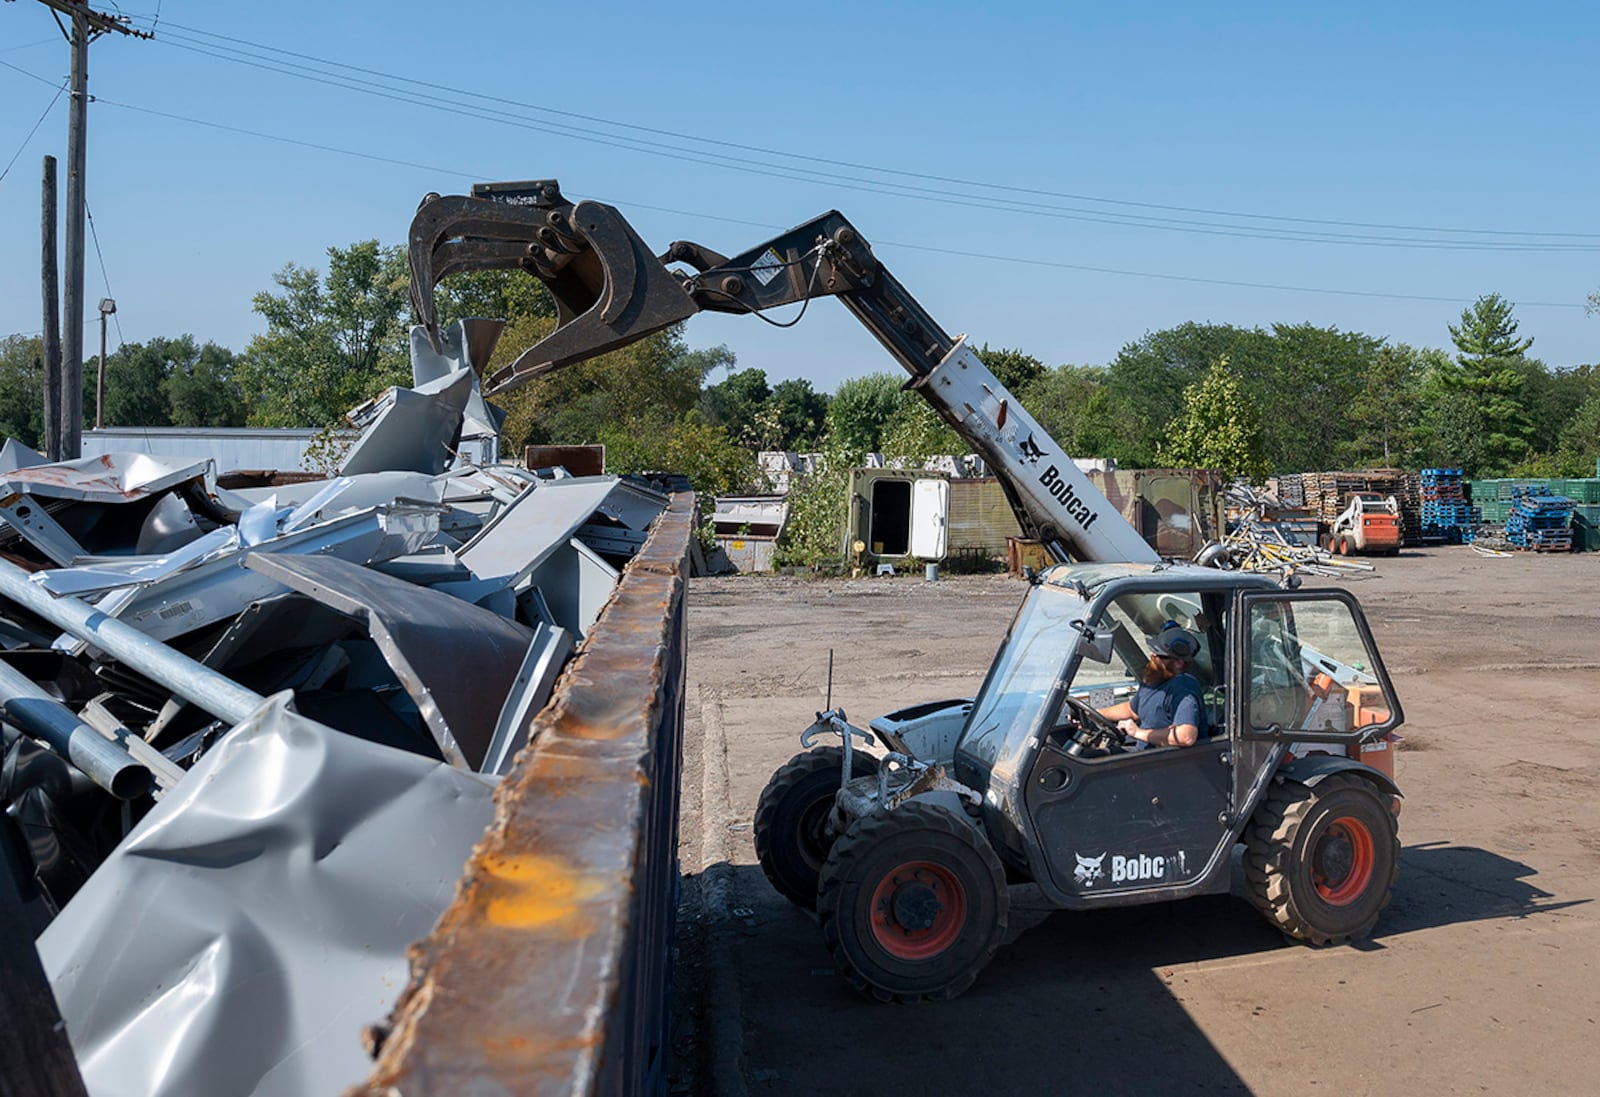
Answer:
[1230,589,1404,763]
[1025,734,1235,900]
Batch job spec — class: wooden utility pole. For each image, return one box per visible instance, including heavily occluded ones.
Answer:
[35,1,150,459]
[41,155,62,461]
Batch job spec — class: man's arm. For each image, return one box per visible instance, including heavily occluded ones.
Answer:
[1126,721,1198,748]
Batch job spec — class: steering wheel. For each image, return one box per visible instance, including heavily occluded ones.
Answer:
[1061,695,1132,756]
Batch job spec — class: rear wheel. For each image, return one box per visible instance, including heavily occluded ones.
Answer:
[754,747,879,910]
[1244,773,1398,945]
[1337,535,1353,556]
[817,801,1007,1002]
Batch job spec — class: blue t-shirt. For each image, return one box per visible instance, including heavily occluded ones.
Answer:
[1133,673,1207,738]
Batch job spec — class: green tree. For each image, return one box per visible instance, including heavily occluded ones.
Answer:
[433,268,556,329]
[1102,323,1275,467]
[597,412,755,496]
[699,367,771,443]
[0,335,45,449]
[1554,390,1600,476]
[101,338,172,426]
[1342,344,1429,466]
[236,241,411,426]
[165,340,245,427]
[1155,357,1270,481]
[1261,323,1381,472]
[1017,364,1115,459]
[767,378,828,451]
[975,344,1046,392]
[879,394,961,462]
[1103,322,1382,472]
[1440,293,1535,474]
[825,373,902,452]
[773,433,860,567]
[487,317,733,459]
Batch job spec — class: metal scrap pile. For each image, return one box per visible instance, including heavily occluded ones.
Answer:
[1,320,672,1097]
[1216,484,1375,577]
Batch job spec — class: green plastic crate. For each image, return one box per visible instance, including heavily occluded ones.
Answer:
[1554,479,1600,503]
[1477,500,1512,523]
[1572,509,1600,552]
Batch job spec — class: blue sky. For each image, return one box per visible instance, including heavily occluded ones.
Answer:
[2,2,1596,394]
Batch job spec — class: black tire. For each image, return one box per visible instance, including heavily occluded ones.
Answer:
[1244,773,1399,945]
[1337,535,1353,556]
[817,801,1007,1002]
[754,747,879,911]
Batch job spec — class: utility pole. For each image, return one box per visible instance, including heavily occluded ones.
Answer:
[95,297,114,430]
[41,155,63,460]
[35,1,150,459]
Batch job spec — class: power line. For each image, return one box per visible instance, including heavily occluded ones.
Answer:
[0,56,67,87]
[83,200,123,343]
[1,37,62,53]
[0,77,67,184]
[128,31,1600,253]
[138,17,1600,243]
[83,96,1587,312]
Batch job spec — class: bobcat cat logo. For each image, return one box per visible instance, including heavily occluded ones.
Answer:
[1019,432,1046,464]
[1074,852,1106,887]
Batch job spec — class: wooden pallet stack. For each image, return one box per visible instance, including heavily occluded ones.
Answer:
[1300,469,1419,544]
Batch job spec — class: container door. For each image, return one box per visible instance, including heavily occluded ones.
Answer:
[910,477,950,560]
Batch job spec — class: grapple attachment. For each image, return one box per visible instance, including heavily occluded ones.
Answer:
[408,180,699,397]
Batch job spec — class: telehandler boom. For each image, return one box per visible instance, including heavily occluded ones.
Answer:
[409,179,1157,566]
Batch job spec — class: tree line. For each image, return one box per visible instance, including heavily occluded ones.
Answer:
[3,240,1596,491]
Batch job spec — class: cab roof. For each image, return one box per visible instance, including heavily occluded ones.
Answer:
[1039,561,1281,596]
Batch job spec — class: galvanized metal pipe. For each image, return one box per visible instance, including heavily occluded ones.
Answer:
[0,558,263,725]
[0,659,151,800]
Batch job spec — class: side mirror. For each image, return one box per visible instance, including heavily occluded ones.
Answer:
[1077,626,1114,665]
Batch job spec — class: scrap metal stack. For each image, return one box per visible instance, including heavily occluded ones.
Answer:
[1418,468,1480,544]
[1218,484,1375,577]
[1505,486,1575,551]
[1,319,675,1097]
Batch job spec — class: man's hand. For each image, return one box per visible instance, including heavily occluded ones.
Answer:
[1116,718,1139,736]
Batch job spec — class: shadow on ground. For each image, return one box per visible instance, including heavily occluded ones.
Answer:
[672,841,1578,1096]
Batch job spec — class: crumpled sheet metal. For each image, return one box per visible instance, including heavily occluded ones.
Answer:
[242,551,533,770]
[339,368,475,478]
[0,453,214,505]
[66,505,441,645]
[38,692,497,1097]
[458,475,664,590]
[356,490,692,1097]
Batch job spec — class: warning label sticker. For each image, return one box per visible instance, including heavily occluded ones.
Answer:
[750,248,785,287]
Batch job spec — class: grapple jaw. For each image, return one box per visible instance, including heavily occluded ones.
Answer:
[408,180,699,397]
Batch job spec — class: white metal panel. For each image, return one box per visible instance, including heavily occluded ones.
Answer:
[910,476,950,560]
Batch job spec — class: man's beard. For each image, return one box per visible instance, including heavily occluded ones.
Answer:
[1142,656,1177,686]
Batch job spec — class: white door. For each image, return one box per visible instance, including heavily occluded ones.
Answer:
[910,477,950,560]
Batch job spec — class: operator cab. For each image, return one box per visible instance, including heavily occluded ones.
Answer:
[952,562,1402,905]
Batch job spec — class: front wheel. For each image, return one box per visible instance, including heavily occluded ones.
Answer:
[1244,773,1399,945]
[817,801,1007,1002]
[754,747,879,910]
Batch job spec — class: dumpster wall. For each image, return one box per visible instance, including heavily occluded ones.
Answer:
[356,491,693,1095]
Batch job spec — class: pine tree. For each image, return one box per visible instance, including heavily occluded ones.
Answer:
[1441,294,1534,474]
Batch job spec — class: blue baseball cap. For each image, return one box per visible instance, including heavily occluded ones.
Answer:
[1149,621,1200,659]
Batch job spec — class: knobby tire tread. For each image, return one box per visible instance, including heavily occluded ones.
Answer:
[817,801,1007,1003]
[1244,773,1398,945]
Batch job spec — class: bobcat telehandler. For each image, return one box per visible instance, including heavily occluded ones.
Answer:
[408,179,1406,1003]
